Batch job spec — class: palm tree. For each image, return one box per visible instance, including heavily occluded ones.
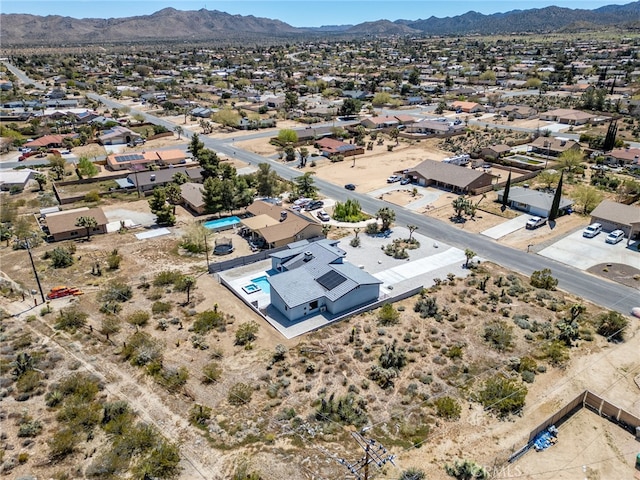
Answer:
[75,216,98,241]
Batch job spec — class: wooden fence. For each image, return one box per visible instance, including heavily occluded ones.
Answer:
[509,389,640,463]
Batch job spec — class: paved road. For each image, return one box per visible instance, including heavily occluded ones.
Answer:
[6,63,639,316]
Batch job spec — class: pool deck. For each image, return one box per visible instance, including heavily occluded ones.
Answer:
[217,227,472,339]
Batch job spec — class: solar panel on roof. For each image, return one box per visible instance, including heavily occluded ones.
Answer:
[316,270,347,291]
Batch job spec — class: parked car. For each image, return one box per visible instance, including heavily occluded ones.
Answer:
[400,177,411,185]
[525,216,547,229]
[582,223,602,238]
[387,175,401,183]
[605,229,625,244]
[316,210,330,222]
[344,183,356,191]
[304,200,324,211]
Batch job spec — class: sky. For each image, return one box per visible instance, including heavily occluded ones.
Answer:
[1,1,624,27]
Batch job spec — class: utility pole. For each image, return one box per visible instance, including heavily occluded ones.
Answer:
[19,236,45,304]
[336,429,395,480]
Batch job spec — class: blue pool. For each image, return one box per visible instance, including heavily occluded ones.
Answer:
[250,275,271,294]
[203,216,241,231]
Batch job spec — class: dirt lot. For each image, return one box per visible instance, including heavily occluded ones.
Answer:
[2,221,638,480]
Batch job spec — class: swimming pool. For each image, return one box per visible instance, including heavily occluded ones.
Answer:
[250,275,271,294]
[203,216,241,231]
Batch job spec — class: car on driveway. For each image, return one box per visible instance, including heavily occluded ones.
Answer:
[525,216,547,229]
[605,229,625,244]
[316,210,330,222]
[583,223,602,238]
[344,183,356,191]
[304,200,324,211]
[387,175,401,183]
[400,177,411,185]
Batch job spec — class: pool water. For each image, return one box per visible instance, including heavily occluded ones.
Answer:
[203,216,241,230]
[242,284,260,294]
[510,155,544,165]
[250,275,271,294]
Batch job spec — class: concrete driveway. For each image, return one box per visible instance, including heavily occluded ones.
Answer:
[538,229,639,270]
[482,214,528,239]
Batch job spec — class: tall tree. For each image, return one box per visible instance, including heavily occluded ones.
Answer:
[198,148,220,180]
[188,132,204,159]
[75,216,98,241]
[77,156,99,178]
[202,177,222,215]
[255,163,279,197]
[558,149,583,174]
[549,172,564,222]
[294,172,317,198]
[165,183,182,214]
[602,119,618,152]
[464,248,476,268]
[501,171,512,210]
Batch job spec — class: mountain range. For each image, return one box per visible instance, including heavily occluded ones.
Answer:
[1,2,639,46]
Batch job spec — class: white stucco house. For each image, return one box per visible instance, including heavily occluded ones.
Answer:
[267,239,382,322]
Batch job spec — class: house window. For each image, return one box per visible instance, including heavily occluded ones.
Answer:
[309,300,318,310]
[71,231,78,236]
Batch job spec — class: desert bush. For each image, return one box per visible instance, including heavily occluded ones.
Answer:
[595,310,628,342]
[228,382,253,405]
[131,440,180,479]
[378,303,400,326]
[543,340,569,366]
[191,334,209,350]
[189,404,212,428]
[414,295,438,318]
[399,468,426,480]
[201,361,222,384]
[121,332,163,366]
[99,280,133,303]
[15,370,43,396]
[55,306,88,332]
[483,320,514,351]
[153,270,184,287]
[18,419,43,437]
[152,365,188,392]
[126,310,150,328]
[530,268,558,290]
[107,249,122,270]
[476,375,527,417]
[445,459,488,479]
[235,321,259,346]
[315,392,368,427]
[192,308,226,334]
[434,396,461,420]
[48,427,77,460]
[151,301,172,315]
[48,246,74,268]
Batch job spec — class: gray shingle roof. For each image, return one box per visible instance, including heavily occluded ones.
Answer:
[497,186,573,211]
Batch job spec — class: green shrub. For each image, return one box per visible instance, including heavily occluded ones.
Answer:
[152,365,188,392]
[98,280,133,303]
[153,270,184,286]
[434,396,461,420]
[530,268,558,290]
[477,375,527,417]
[483,320,514,351]
[399,468,426,480]
[55,306,88,332]
[48,427,78,460]
[49,246,74,268]
[445,459,488,480]
[189,404,212,428]
[378,303,400,326]
[151,301,172,315]
[235,321,259,346]
[121,332,163,366]
[126,310,150,328]
[192,309,225,334]
[201,361,222,384]
[315,392,368,427]
[595,310,628,342]
[228,382,253,405]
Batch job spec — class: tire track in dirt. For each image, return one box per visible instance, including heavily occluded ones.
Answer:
[20,312,226,480]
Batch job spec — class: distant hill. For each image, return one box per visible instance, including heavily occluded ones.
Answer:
[1,2,638,46]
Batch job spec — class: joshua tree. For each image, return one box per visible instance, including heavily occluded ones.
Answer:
[407,225,418,242]
[75,216,98,241]
[464,249,476,268]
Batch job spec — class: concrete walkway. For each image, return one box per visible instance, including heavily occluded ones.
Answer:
[482,214,527,239]
[374,247,466,286]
